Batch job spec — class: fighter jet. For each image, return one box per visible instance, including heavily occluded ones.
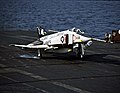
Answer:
[10,27,105,59]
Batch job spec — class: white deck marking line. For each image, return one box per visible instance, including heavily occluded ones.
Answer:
[13,69,91,93]
[52,81,90,93]
[86,50,101,54]
[0,64,91,93]
[105,55,120,59]
[0,74,50,93]
[0,64,51,93]
[103,55,120,62]
[87,50,120,61]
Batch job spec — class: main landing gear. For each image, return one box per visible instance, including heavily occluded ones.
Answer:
[38,49,42,58]
[76,43,85,59]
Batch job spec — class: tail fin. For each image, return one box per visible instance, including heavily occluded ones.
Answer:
[37,26,45,38]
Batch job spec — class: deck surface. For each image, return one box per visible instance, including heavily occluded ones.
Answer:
[0,31,120,93]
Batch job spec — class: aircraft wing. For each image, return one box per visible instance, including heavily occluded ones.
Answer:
[10,44,49,49]
[74,38,106,44]
[92,38,106,42]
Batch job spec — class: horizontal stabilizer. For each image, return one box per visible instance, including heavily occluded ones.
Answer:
[48,30,59,33]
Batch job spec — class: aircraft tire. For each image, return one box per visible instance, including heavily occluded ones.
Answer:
[77,43,84,59]
[38,49,42,59]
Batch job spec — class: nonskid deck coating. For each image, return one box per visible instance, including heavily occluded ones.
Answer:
[0,31,120,93]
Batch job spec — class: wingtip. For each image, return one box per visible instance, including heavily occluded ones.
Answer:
[9,44,15,46]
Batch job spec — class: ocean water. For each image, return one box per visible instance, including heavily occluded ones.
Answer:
[0,0,120,38]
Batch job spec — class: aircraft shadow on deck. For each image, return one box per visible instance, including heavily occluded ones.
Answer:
[17,53,120,65]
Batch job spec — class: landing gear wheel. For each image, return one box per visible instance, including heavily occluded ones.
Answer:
[38,49,42,59]
[76,43,85,59]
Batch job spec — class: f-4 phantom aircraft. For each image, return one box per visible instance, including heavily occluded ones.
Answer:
[10,27,105,59]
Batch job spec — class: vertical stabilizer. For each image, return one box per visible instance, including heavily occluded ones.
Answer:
[36,26,45,38]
